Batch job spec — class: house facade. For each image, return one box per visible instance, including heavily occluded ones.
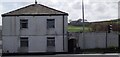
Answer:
[2,3,68,53]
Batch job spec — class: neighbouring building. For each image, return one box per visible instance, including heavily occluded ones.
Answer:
[69,19,89,26]
[2,3,68,53]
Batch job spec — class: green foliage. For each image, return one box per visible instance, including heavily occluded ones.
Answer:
[67,25,91,32]
[68,19,120,32]
[89,19,120,32]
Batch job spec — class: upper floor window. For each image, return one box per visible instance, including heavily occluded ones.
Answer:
[47,19,55,28]
[20,19,28,29]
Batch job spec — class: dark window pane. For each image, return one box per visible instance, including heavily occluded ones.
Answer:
[47,37,55,46]
[20,37,28,47]
[20,19,28,28]
[47,19,55,28]
[21,41,28,47]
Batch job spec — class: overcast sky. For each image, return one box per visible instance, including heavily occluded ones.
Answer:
[0,0,119,25]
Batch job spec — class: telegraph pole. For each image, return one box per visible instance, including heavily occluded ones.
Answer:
[82,0,85,48]
[35,0,37,4]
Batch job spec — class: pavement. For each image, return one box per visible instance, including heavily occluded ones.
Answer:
[2,53,120,57]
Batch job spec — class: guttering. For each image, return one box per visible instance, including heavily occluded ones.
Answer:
[2,14,68,17]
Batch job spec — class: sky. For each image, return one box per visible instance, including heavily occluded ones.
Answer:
[0,0,119,25]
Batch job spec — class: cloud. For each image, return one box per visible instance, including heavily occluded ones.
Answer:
[71,0,118,21]
[94,3,107,13]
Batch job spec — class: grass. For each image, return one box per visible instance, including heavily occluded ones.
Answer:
[67,25,91,32]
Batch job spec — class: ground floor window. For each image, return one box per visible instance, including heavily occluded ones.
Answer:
[20,37,28,47]
[47,37,55,46]
[47,37,55,52]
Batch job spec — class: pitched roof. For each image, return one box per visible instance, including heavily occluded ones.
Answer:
[2,4,68,16]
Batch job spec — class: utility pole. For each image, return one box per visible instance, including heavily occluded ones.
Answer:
[35,0,37,4]
[82,0,85,48]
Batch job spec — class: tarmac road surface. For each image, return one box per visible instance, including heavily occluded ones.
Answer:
[2,53,120,57]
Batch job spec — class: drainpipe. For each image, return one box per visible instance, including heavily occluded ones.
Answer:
[63,15,65,51]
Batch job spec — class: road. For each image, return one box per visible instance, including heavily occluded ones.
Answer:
[2,54,120,57]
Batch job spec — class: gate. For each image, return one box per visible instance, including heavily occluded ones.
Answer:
[68,39,76,53]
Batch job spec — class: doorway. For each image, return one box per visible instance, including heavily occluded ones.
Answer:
[68,39,76,53]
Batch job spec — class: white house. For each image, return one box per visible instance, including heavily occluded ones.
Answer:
[2,3,68,53]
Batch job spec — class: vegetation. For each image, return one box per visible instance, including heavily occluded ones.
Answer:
[90,20,120,32]
[68,19,120,32]
[67,25,91,32]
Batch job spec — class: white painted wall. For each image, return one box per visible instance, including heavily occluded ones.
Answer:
[107,33,119,47]
[69,32,119,49]
[3,36,65,53]
[2,16,67,36]
[83,32,106,49]
[3,36,18,53]
[29,36,47,52]
[29,36,64,52]
[2,15,68,53]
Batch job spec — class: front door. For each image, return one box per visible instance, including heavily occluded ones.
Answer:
[68,39,76,53]
[47,37,55,52]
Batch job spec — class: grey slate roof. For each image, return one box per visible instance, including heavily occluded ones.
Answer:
[2,4,68,16]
